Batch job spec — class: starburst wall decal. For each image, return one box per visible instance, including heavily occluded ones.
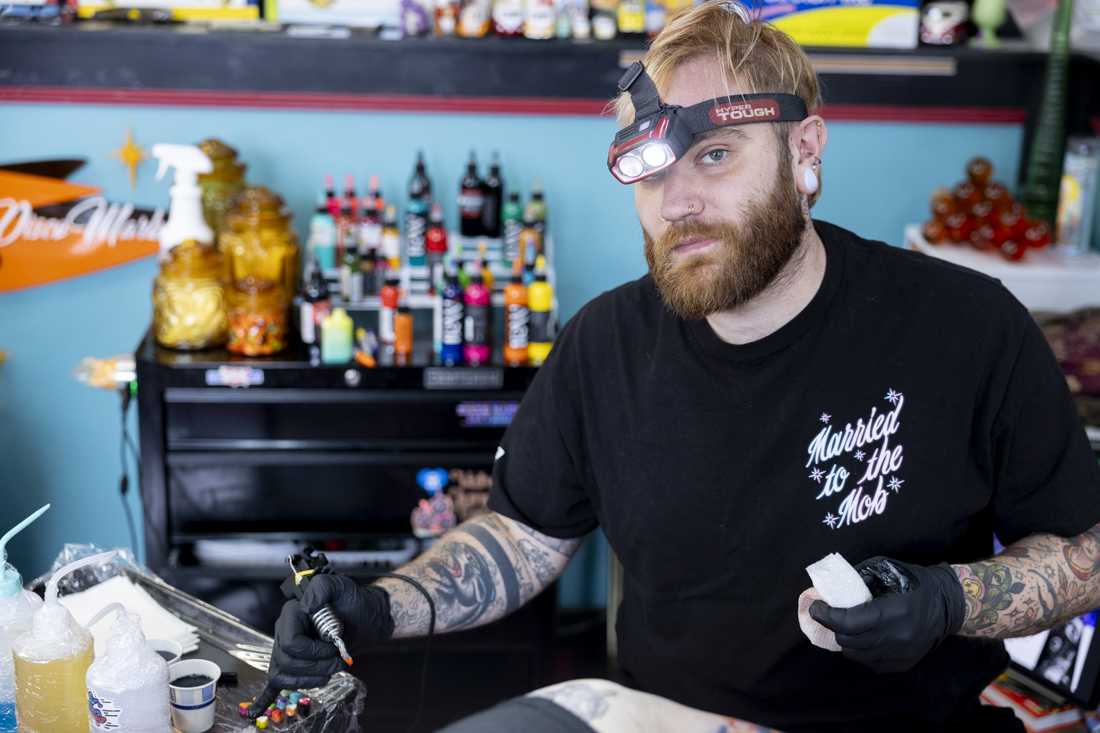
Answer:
[113,129,147,189]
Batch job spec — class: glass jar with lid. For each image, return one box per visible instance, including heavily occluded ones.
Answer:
[226,277,288,356]
[220,186,300,298]
[152,239,228,350]
[197,138,247,237]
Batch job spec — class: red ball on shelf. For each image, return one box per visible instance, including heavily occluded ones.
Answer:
[944,212,971,243]
[923,219,947,244]
[966,157,994,186]
[970,200,994,222]
[1023,220,1052,249]
[983,182,1011,210]
[954,182,981,208]
[997,208,1023,234]
[999,239,1027,262]
[931,188,956,220]
[969,222,997,250]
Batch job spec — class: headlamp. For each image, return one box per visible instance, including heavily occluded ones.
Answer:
[607,61,810,184]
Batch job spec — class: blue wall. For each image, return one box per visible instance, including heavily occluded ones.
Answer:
[0,101,1024,605]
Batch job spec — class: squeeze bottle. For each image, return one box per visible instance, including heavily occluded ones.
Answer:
[0,505,50,733]
[86,606,170,732]
[12,551,116,733]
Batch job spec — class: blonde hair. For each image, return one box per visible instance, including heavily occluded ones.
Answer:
[614,1,821,125]
[612,1,823,200]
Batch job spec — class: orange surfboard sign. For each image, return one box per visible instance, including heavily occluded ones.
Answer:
[0,170,162,293]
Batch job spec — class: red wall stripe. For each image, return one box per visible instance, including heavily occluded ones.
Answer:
[0,86,1028,124]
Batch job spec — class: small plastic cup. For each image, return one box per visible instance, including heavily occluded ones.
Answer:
[147,638,183,665]
[168,659,221,733]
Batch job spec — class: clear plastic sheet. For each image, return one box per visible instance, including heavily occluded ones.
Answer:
[32,544,367,733]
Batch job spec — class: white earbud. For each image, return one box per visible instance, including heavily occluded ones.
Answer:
[803,168,818,194]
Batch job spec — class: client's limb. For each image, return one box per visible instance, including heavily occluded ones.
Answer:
[528,679,781,733]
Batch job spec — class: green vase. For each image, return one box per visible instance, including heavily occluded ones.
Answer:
[1020,0,1074,227]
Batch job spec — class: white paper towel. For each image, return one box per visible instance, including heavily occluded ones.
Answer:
[799,553,873,653]
[798,587,842,652]
[59,576,199,658]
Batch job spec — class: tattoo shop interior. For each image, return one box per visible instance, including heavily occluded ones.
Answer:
[2,0,1100,731]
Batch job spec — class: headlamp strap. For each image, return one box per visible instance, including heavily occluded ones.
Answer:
[617,61,663,119]
[680,93,808,131]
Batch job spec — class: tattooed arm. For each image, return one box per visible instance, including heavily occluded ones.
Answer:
[374,511,581,638]
[953,521,1100,638]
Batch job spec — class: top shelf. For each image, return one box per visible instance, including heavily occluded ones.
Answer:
[2,23,1099,124]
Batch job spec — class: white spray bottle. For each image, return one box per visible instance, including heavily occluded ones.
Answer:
[153,144,214,260]
[12,551,116,733]
[0,505,50,733]
[86,604,170,733]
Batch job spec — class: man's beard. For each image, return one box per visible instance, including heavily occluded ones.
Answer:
[644,163,807,320]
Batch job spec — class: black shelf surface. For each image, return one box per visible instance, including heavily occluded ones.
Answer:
[2,23,1099,124]
[164,449,498,465]
[137,332,540,391]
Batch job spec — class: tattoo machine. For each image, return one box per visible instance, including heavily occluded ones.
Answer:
[281,547,354,666]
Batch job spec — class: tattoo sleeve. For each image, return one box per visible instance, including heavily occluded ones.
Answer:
[374,512,582,638]
[953,521,1100,639]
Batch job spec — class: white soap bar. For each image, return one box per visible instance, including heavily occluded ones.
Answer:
[805,552,872,609]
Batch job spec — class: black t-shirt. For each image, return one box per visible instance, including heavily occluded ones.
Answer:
[488,220,1100,732]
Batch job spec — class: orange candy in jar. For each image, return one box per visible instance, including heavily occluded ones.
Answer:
[227,278,287,356]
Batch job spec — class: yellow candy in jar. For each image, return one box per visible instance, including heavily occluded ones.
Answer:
[153,240,228,350]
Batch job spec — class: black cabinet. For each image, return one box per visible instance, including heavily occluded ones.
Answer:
[135,332,554,731]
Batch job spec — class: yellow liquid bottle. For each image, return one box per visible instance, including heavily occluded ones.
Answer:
[11,551,115,733]
[527,255,554,366]
[12,645,93,733]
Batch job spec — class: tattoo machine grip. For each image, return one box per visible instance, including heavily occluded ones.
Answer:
[284,548,355,666]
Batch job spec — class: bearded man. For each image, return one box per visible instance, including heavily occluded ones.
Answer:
[263,3,1100,730]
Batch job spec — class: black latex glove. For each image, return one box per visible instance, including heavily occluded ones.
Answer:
[251,577,393,716]
[808,556,967,674]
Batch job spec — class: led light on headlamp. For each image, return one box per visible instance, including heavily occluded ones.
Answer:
[607,61,810,184]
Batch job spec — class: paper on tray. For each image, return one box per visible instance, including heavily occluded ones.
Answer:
[59,575,199,658]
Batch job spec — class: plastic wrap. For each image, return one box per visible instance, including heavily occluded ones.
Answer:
[13,551,112,732]
[35,544,367,733]
[86,609,171,732]
[0,504,50,732]
[0,588,41,731]
[36,544,137,598]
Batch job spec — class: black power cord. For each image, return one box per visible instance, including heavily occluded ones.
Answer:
[119,383,169,563]
[364,571,436,733]
[118,387,139,556]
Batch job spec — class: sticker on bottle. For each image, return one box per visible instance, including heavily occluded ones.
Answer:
[529,310,552,343]
[88,690,122,730]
